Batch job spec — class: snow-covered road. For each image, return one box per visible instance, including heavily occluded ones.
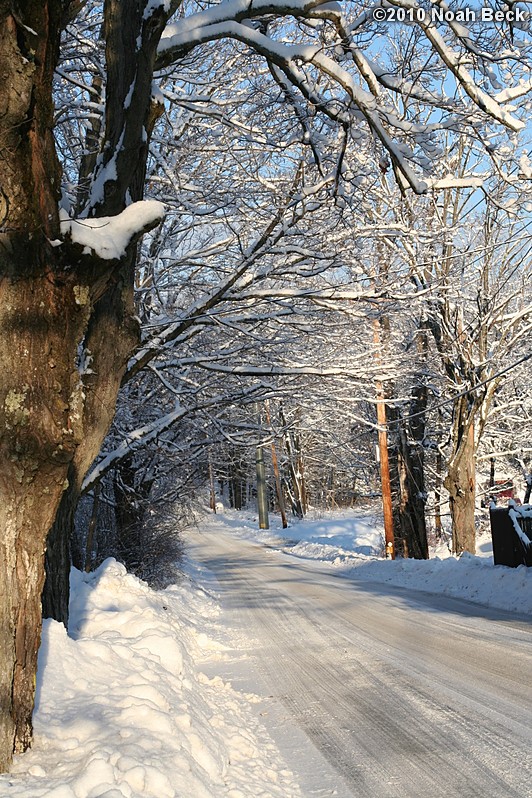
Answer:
[188,524,532,798]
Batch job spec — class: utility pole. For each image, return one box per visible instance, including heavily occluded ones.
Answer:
[256,446,269,529]
[373,317,395,559]
[370,211,395,560]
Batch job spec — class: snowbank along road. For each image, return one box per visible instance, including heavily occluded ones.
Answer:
[188,524,532,798]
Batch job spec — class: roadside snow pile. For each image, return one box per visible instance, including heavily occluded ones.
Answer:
[340,548,532,615]
[280,513,383,560]
[204,506,383,559]
[0,559,301,798]
[203,508,532,616]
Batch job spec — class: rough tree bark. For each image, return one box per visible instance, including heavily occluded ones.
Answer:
[42,263,141,622]
[444,401,477,555]
[0,0,169,770]
[426,311,482,555]
[395,322,429,560]
[42,0,167,623]
[0,0,82,767]
[396,377,429,560]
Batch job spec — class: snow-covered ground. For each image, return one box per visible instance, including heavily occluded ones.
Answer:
[0,559,301,798]
[1,505,530,798]
[207,505,532,615]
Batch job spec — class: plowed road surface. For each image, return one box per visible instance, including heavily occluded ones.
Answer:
[188,526,532,798]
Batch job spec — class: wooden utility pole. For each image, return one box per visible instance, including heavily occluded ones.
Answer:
[376,388,395,559]
[373,318,395,559]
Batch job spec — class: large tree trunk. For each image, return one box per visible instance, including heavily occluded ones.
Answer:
[396,328,429,560]
[42,0,167,624]
[42,262,140,622]
[0,1,83,766]
[444,405,476,555]
[42,465,78,623]
[397,420,429,559]
[0,0,169,769]
[0,272,91,765]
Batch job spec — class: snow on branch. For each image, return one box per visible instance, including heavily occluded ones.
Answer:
[424,176,486,190]
[158,0,340,57]
[81,383,271,493]
[143,0,171,20]
[125,169,306,381]
[60,201,166,260]
[159,19,428,192]
[156,0,528,195]
[192,362,379,378]
[81,404,187,494]
[386,0,526,132]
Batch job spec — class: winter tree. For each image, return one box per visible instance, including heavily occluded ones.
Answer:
[0,0,531,771]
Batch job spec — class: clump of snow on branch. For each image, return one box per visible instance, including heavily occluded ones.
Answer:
[144,0,171,19]
[424,175,485,190]
[60,201,165,260]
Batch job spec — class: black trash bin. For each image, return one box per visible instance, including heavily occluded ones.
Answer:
[489,505,532,567]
